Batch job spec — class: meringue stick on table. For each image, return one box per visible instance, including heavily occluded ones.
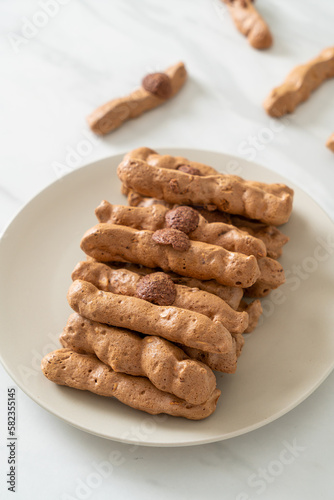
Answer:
[326,133,334,152]
[117,159,293,225]
[87,62,187,135]
[80,223,261,288]
[67,280,234,354]
[264,47,334,117]
[41,349,221,420]
[221,0,273,50]
[60,313,217,405]
[72,261,249,334]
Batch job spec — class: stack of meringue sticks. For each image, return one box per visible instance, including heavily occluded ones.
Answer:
[41,147,294,420]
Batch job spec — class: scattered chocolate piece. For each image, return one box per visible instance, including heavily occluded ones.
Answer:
[142,72,172,99]
[165,206,199,234]
[152,228,190,252]
[136,273,176,306]
[169,179,180,193]
[177,164,202,176]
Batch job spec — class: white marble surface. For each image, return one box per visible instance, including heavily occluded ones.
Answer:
[0,0,334,498]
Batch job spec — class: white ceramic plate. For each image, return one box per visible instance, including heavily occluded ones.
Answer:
[1,149,334,447]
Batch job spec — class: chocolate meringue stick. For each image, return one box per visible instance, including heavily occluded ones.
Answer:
[41,349,221,420]
[94,202,285,292]
[326,133,334,152]
[60,313,217,405]
[87,62,187,135]
[123,147,294,198]
[80,223,261,288]
[264,47,334,117]
[117,159,293,225]
[67,280,234,355]
[95,201,267,258]
[105,262,245,310]
[72,261,249,334]
[222,0,272,50]
[123,194,289,260]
